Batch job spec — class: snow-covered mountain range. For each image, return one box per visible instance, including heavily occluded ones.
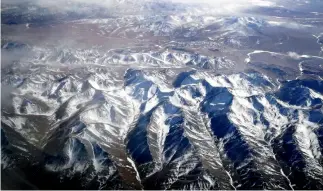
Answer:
[1,0,323,189]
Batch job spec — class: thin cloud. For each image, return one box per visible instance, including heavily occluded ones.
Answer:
[168,0,278,12]
[2,0,279,15]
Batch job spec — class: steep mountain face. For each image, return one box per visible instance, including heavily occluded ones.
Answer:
[1,0,323,190]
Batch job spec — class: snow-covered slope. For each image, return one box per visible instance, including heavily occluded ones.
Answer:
[2,62,323,189]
